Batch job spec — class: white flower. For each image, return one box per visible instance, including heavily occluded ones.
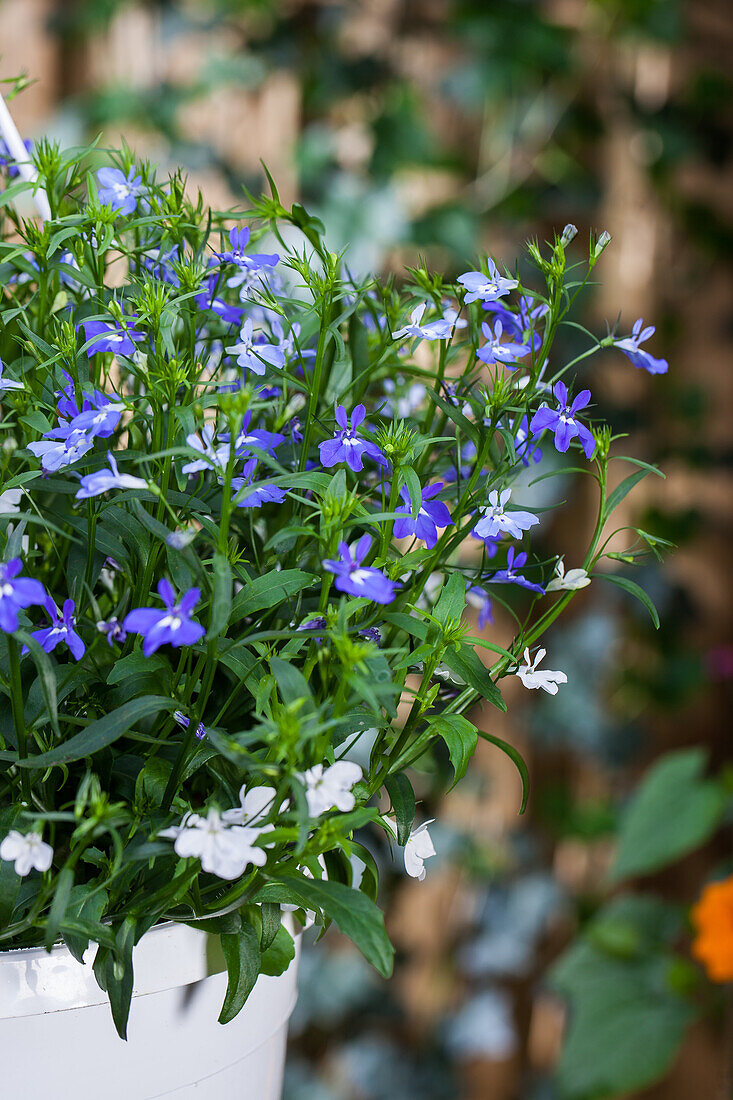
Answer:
[160,807,270,881]
[514,647,567,695]
[298,761,363,817]
[0,487,22,514]
[403,821,436,881]
[546,558,590,592]
[0,830,53,876]
[221,784,277,828]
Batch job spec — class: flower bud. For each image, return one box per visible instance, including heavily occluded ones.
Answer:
[560,223,578,247]
[591,230,611,263]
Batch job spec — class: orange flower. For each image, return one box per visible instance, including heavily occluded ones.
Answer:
[691,875,733,983]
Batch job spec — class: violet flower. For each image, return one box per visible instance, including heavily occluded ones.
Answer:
[75,453,147,499]
[96,166,143,215]
[0,358,23,392]
[123,579,206,656]
[392,302,452,342]
[476,320,531,367]
[487,546,545,594]
[27,597,85,660]
[230,459,288,508]
[319,404,387,472]
[530,381,596,459]
[393,482,454,549]
[225,319,285,376]
[79,318,144,357]
[0,559,47,633]
[323,535,396,604]
[615,318,669,375]
[457,261,518,304]
[28,427,95,472]
[472,488,539,541]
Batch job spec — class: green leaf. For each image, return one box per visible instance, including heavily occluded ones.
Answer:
[427,387,479,445]
[398,467,423,521]
[16,630,60,738]
[209,552,233,639]
[269,656,314,712]
[604,468,651,517]
[44,866,75,950]
[256,875,394,977]
[432,571,466,626]
[108,918,137,1040]
[477,729,530,813]
[230,570,314,624]
[551,896,697,1098]
[611,749,725,882]
[260,923,295,977]
[426,713,478,787]
[442,644,506,711]
[106,652,169,686]
[259,902,282,951]
[18,696,175,768]
[384,772,416,845]
[596,572,660,628]
[218,922,262,1024]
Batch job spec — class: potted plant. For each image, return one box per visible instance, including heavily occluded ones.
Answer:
[0,99,668,1098]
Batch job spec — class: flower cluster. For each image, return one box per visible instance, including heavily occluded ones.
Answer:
[0,154,666,1035]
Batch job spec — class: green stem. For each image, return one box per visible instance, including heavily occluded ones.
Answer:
[7,636,31,803]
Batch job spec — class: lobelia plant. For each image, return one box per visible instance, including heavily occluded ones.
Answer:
[0,140,670,1039]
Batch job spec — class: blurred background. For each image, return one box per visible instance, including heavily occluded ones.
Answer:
[1,1,731,1097]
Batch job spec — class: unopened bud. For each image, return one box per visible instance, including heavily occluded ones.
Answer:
[592,230,611,262]
[560,223,578,247]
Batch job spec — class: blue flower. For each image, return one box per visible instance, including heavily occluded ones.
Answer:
[27,597,85,660]
[79,317,144,358]
[487,546,545,594]
[466,585,494,629]
[472,488,539,541]
[0,138,32,179]
[0,358,23,392]
[96,166,143,215]
[70,399,125,440]
[319,404,388,472]
[225,319,285,376]
[231,459,288,508]
[28,427,95,472]
[123,579,206,656]
[216,227,279,271]
[323,535,397,604]
[182,427,230,476]
[393,482,454,549]
[0,559,47,633]
[75,453,147,499]
[233,411,285,458]
[392,303,452,342]
[530,381,596,458]
[140,244,180,286]
[96,617,126,646]
[476,320,531,367]
[457,261,518,304]
[615,318,668,375]
[194,270,243,325]
[173,711,208,741]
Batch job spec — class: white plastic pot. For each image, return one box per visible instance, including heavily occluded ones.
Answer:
[0,919,300,1099]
